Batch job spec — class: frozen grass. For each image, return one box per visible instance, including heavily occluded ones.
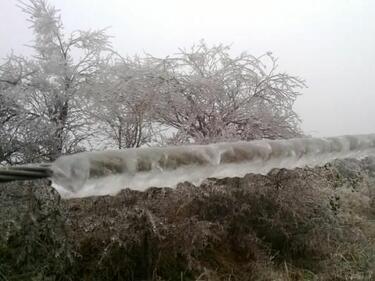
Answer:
[0,157,375,280]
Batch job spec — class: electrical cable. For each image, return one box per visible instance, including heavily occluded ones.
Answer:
[0,166,53,183]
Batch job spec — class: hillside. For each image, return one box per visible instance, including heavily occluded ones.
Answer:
[1,157,375,280]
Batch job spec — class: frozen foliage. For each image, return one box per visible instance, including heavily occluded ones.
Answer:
[149,41,305,144]
[86,57,161,149]
[2,158,375,280]
[51,133,375,198]
[0,0,306,165]
[0,55,40,164]
[0,0,111,163]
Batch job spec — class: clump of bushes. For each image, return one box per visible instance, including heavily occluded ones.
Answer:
[1,158,375,280]
[0,181,74,281]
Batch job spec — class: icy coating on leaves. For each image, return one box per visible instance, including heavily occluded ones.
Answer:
[51,134,375,198]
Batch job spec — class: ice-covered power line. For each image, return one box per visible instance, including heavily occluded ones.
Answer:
[49,134,375,198]
[0,166,52,182]
[2,134,375,198]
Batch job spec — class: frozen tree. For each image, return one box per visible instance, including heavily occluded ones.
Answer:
[150,41,306,144]
[86,57,160,149]
[0,55,41,164]
[0,57,22,164]
[12,0,112,160]
[1,0,307,163]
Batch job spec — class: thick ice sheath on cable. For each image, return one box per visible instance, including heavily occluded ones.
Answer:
[49,134,375,198]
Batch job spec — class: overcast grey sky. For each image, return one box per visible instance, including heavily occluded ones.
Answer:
[1,0,374,137]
